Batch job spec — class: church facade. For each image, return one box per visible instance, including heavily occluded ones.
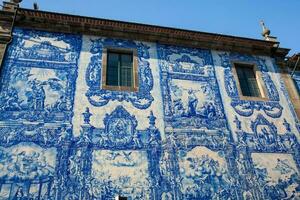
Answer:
[0,1,300,199]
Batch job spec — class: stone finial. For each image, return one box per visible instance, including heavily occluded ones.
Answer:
[260,20,270,37]
[260,20,277,42]
[33,2,39,10]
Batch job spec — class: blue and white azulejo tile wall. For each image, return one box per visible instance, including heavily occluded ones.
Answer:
[0,28,299,200]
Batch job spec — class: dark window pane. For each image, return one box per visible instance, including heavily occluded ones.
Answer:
[120,67,132,87]
[236,64,261,97]
[106,52,120,86]
[120,54,133,87]
[108,53,119,67]
[106,50,133,88]
[121,54,132,68]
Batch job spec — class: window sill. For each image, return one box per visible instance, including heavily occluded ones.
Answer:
[102,85,139,92]
[239,95,269,101]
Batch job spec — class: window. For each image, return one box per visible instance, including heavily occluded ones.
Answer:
[102,48,138,91]
[233,63,267,100]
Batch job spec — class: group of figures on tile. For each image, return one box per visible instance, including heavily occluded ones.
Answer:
[0,28,300,200]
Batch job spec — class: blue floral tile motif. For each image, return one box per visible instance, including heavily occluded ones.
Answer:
[0,102,163,199]
[102,106,138,147]
[157,44,227,130]
[233,113,300,199]
[0,124,73,200]
[218,52,283,118]
[0,28,82,122]
[85,38,154,109]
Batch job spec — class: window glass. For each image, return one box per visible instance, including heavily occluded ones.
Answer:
[106,51,133,87]
[236,64,261,97]
[106,52,119,86]
[120,54,133,87]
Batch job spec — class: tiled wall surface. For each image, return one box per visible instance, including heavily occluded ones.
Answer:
[0,28,299,200]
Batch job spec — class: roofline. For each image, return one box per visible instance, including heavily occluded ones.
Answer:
[0,7,290,58]
[18,8,278,45]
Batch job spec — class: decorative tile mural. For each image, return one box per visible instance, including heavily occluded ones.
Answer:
[0,144,56,199]
[157,44,227,131]
[252,153,300,199]
[91,150,150,199]
[0,28,81,122]
[0,28,299,199]
[178,147,232,199]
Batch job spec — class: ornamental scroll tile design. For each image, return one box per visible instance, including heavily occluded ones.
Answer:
[103,105,138,147]
[159,131,240,199]
[235,114,300,153]
[218,52,283,118]
[157,44,227,130]
[85,38,154,109]
[234,114,300,177]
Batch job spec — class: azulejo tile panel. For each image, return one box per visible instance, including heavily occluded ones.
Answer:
[178,146,232,199]
[91,150,150,199]
[0,28,82,200]
[157,44,227,131]
[0,28,82,123]
[252,153,300,199]
[0,28,299,199]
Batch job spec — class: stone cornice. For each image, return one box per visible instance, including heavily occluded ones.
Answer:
[1,8,290,58]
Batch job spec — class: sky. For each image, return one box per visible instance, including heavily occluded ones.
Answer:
[16,0,300,56]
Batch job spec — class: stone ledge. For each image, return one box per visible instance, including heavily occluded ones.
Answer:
[10,8,289,58]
